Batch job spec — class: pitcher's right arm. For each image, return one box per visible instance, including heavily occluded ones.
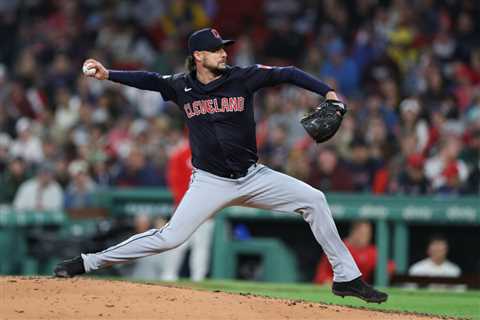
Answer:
[82,59,177,101]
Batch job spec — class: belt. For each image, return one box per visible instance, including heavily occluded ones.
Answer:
[222,163,257,179]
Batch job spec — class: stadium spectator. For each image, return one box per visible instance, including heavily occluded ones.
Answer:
[419,64,448,114]
[0,157,31,204]
[53,86,80,134]
[114,146,164,187]
[53,158,71,189]
[90,156,114,188]
[285,148,311,182]
[320,38,360,97]
[398,98,429,154]
[314,221,394,285]
[264,18,305,64]
[232,35,255,68]
[161,0,210,38]
[9,118,44,164]
[345,139,380,192]
[362,52,402,96]
[259,124,291,172]
[385,7,418,75]
[365,116,392,164]
[466,163,480,195]
[396,153,430,195]
[0,132,11,173]
[409,235,461,278]
[307,146,354,192]
[64,160,97,209]
[424,137,469,194]
[357,93,397,136]
[13,162,63,211]
[331,114,356,161]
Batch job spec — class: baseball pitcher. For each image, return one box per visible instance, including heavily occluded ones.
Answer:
[55,28,387,303]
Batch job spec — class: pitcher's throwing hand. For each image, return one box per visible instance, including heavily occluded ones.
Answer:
[82,59,108,80]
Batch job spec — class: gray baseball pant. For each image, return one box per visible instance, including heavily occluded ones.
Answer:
[82,164,361,282]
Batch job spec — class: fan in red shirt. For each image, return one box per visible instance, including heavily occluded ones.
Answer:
[314,221,395,284]
[167,138,193,206]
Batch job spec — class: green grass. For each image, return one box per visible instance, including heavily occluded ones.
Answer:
[171,280,480,320]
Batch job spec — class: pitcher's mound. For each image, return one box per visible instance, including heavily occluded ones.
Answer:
[1,277,441,320]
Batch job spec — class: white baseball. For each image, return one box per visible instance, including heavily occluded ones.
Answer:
[82,63,96,76]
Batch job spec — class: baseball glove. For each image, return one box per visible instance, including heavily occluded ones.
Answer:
[300,99,347,143]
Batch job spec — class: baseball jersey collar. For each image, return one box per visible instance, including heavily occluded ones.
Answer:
[187,66,232,94]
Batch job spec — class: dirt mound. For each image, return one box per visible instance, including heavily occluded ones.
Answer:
[1,277,442,320]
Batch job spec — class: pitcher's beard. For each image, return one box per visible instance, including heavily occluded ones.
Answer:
[206,63,227,76]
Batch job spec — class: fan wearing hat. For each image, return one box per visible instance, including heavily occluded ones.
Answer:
[397,153,430,195]
[58,27,388,304]
[424,137,469,193]
[9,117,44,164]
[64,160,97,209]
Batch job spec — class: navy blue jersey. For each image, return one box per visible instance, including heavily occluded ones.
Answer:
[108,65,332,178]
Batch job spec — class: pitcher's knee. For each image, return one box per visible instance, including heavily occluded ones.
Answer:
[296,189,327,215]
[315,190,327,203]
[305,189,327,208]
[152,229,188,252]
[305,190,332,218]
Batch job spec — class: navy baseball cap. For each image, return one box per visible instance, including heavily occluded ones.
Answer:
[188,28,235,54]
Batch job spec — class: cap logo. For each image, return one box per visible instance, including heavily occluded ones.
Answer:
[211,29,221,39]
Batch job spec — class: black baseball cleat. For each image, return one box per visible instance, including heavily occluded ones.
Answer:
[54,256,86,278]
[332,276,388,303]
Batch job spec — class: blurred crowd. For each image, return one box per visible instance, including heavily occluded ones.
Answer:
[0,0,479,211]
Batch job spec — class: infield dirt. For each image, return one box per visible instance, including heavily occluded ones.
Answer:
[1,276,446,319]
